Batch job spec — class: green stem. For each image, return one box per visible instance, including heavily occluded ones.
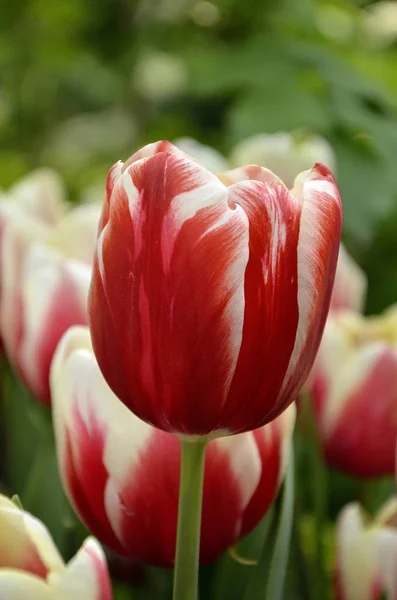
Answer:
[173,438,207,600]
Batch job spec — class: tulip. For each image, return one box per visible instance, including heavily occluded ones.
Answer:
[330,243,367,313]
[0,169,67,347]
[51,325,296,567]
[6,167,66,226]
[229,131,336,189]
[336,498,397,600]
[173,137,229,173]
[309,307,397,477]
[0,494,112,600]
[362,1,397,48]
[0,200,100,405]
[88,140,342,438]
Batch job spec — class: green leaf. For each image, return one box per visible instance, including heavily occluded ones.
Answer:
[244,448,295,600]
[11,494,23,510]
[210,509,274,600]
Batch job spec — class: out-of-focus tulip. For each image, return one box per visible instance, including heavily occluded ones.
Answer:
[173,137,229,173]
[330,244,367,313]
[310,307,397,477]
[362,1,397,48]
[0,168,67,323]
[0,201,100,405]
[51,325,296,567]
[336,498,397,600]
[6,168,66,226]
[229,131,336,189]
[0,494,112,600]
[88,140,342,437]
[133,50,187,101]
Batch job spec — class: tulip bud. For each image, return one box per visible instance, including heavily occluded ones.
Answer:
[0,201,101,405]
[229,131,336,189]
[88,141,342,437]
[51,326,296,567]
[336,498,397,600]
[330,244,367,313]
[0,494,112,600]
[310,307,397,477]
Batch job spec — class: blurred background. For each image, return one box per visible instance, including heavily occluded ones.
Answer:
[1,0,397,597]
[2,0,397,314]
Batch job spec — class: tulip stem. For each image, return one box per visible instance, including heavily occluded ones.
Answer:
[173,437,207,600]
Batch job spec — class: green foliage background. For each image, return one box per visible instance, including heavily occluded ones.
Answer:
[1,0,397,598]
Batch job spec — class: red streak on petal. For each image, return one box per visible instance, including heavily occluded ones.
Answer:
[64,408,125,554]
[116,431,244,566]
[32,266,88,404]
[85,545,113,600]
[221,183,300,432]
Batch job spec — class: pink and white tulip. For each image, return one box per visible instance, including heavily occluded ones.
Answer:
[51,325,296,567]
[88,140,342,437]
[336,498,397,600]
[0,494,112,600]
[310,307,397,477]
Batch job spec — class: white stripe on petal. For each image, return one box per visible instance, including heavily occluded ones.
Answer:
[18,246,90,396]
[161,161,228,273]
[214,432,261,513]
[375,528,397,600]
[280,169,341,397]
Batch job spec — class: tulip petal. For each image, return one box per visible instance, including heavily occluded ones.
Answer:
[218,165,285,187]
[7,245,90,404]
[219,180,301,433]
[9,168,66,225]
[52,538,112,600]
[241,402,296,536]
[89,151,250,435]
[324,343,397,477]
[51,327,133,554]
[0,494,64,576]
[331,244,367,313]
[336,504,377,600]
[278,164,342,411]
[375,529,397,600]
[47,203,102,264]
[0,571,52,600]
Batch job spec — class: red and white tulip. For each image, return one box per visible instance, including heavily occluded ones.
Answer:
[88,140,342,437]
[0,494,112,600]
[310,307,397,477]
[336,498,397,600]
[0,194,101,405]
[51,325,296,567]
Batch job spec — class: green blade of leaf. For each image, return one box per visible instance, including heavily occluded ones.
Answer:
[244,446,295,600]
[210,508,274,600]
